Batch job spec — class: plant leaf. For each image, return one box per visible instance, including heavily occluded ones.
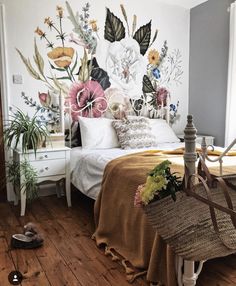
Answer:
[16,48,41,80]
[71,52,78,73]
[90,58,111,90]
[49,61,65,72]
[133,21,151,55]
[33,39,44,76]
[142,75,155,93]
[104,8,125,42]
[48,76,71,80]
[78,49,90,82]
[149,29,158,48]
[132,15,137,36]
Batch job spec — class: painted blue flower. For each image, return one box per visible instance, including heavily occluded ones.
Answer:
[152,68,161,79]
[170,104,177,112]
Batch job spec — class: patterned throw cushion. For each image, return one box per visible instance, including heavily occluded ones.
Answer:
[112,117,157,149]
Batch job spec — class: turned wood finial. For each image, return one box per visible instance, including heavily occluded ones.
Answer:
[184,115,197,179]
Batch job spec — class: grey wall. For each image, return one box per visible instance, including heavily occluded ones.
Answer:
[189,0,233,146]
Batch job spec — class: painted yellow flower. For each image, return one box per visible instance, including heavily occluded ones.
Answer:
[89,20,98,32]
[47,47,74,68]
[148,49,160,65]
[44,17,53,26]
[34,27,45,37]
[57,6,63,18]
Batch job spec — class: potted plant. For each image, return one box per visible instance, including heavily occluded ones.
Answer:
[6,160,38,201]
[4,108,49,203]
[4,108,49,155]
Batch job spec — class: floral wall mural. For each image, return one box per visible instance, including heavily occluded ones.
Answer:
[16,1,183,132]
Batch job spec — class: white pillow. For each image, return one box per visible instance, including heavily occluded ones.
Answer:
[149,119,180,143]
[79,117,119,149]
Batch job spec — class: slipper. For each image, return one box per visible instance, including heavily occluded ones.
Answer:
[11,234,43,249]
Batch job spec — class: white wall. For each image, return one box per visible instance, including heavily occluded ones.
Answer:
[0,0,190,133]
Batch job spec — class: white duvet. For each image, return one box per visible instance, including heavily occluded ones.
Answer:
[70,143,185,200]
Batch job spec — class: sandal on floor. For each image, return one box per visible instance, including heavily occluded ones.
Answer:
[11,234,43,249]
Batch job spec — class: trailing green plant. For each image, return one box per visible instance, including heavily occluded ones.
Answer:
[4,108,49,155]
[6,160,38,201]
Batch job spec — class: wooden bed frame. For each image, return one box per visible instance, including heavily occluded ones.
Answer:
[68,97,235,285]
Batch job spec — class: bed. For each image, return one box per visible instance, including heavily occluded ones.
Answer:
[69,113,236,286]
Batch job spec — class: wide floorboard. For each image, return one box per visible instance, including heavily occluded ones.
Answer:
[1,190,236,286]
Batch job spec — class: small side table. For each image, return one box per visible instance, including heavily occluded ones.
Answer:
[13,146,71,216]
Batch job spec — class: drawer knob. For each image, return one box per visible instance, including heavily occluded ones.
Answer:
[39,156,44,160]
[45,167,49,170]
[40,169,44,173]
[45,155,48,158]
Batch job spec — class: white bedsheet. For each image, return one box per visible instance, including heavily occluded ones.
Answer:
[70,143,185,200]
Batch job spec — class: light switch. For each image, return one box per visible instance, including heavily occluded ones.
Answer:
[13,74,23,84]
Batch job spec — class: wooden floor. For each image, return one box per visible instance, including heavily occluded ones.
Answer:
[1,190,236,286]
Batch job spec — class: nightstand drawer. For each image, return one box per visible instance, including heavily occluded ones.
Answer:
[28,150,65,161]
[30,159,66,177]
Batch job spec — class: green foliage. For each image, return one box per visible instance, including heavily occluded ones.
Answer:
[6,160,38,201]
[4,108,49,156]
[104,8,126,42]
[147,160,182,202]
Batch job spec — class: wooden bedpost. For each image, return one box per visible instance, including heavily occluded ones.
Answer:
[177,115,204,286]
[184,114,197,178]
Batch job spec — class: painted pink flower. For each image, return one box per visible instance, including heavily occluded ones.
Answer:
[155,87,169,107]
[38,91,51,107]
[68,80,107,121]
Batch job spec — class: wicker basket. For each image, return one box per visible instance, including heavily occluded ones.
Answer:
[144,175,236,261]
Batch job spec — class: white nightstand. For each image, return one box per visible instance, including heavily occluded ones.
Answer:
[13,146,71,216]
[178,134,214,146]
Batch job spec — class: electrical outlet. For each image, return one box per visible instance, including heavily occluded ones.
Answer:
[13,74,23,84]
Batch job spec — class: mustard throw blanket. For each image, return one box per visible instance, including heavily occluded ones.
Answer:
[93,151,186,285]
[93,149,236,285]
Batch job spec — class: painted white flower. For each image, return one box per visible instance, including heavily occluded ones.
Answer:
[96,37,147,99]
[104,87,132,119]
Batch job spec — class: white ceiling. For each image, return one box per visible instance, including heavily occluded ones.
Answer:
[155,0,208,9]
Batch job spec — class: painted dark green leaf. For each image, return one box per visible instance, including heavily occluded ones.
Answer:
[90,58,111,90]
[133,21,151,55]
[104,8,125,42]
[142,75,155,93]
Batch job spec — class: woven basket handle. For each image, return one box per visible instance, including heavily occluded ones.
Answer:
[185,167,236,249]
[197,157,236,224]
[198,155,236,190]
[186,174,221,237]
